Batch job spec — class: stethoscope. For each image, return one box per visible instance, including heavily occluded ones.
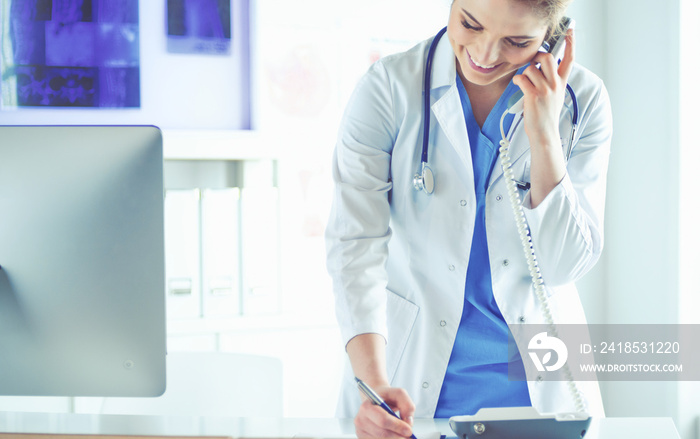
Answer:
[414,27,580,195]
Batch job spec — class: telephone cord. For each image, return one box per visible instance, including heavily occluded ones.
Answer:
[498,109,586,413]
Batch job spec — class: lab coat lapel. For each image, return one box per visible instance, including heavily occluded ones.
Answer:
[432,87,473,173]
[429,35,474,177]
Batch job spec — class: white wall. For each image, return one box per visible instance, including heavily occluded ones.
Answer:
[678,0,700,438]
[603,0,682,421]
[571,0,699,438]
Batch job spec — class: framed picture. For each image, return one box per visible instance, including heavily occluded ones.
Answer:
[0,0,251,130]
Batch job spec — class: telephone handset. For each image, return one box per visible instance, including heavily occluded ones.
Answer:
[447,16,590,438]
[507,17,576,114]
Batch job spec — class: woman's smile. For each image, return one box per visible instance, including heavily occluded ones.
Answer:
[466,48,501,72]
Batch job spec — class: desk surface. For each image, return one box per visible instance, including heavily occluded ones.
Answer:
[0,412,680,439]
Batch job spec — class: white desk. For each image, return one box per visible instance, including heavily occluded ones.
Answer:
[0,412,680,439]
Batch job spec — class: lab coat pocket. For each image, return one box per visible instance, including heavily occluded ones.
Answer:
[493,155,531,199]
[385,289,419,384]
[515,158,531,197]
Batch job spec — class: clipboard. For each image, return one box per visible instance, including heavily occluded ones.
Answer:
[449,407,591,439]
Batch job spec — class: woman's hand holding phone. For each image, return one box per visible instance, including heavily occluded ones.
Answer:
[512,28,575,207]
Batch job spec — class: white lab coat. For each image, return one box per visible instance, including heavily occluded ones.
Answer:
[325,32,612,419]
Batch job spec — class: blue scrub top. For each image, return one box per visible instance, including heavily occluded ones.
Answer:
[435,68,531,417]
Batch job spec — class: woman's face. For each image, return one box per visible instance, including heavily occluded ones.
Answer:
[447,0,549,89]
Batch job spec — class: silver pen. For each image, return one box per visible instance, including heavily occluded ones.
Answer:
[355,377,418,439]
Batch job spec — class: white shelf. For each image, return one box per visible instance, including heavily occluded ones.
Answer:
[167,313,338,336]
[162,129,281,161]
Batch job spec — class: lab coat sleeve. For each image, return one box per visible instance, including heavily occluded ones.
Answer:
[522,78,612,286]
[325,60,397,348]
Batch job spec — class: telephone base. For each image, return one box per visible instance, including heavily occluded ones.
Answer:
[449,406,591,439]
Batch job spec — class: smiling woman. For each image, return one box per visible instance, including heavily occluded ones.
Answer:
[325,0,612,435]
[448,0,548,87]
[446,0,552,126]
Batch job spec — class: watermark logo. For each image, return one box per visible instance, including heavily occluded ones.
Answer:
[528,332,568,372]
[509,325,695,381]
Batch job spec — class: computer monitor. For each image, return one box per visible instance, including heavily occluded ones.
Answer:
[0,126,166,397]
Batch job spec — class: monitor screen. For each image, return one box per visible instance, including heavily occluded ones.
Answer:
[0,126,166,397]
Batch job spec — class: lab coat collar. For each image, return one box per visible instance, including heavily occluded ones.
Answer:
[430,30,457,90]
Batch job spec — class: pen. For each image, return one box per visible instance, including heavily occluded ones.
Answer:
[355,377,418,439]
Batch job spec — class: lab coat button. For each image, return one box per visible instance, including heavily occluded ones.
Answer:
[440,320,447,327]
[518,316,526,323]
[537,375,543,382]
[448,265,455,271]
[502,259,509,267]
[422,382,429,389]
[460,200,467,207]
[496,194,503,202]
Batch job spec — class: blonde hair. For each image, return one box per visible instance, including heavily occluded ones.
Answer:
[450,0,573,40]
[516,0,573,40]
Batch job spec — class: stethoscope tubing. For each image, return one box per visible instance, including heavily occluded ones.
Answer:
[421,26,448,165]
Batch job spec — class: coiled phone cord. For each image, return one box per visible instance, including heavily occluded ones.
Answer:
[498,109,586,414]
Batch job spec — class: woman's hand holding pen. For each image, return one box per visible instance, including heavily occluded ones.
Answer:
[355,384,416,439]
[512,28,575,207]
[347,334,416,438]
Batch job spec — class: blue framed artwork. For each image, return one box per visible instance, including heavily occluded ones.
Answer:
[1,0,140,108]
[0,0,251,130]
[167,0,231,55]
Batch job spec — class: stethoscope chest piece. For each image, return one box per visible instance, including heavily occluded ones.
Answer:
[413,162,434,194]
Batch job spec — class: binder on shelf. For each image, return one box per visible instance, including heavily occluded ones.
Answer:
[201,188,241,317]
[164,189,202,319]
[240,186,280,315]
